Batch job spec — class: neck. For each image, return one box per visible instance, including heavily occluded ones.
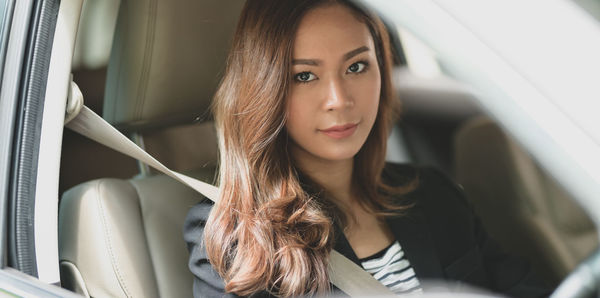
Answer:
[291,146,355,205]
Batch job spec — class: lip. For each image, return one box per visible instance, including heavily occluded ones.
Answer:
[319,123,358,139]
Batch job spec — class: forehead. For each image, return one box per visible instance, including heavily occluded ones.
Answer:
[293,4,374,58]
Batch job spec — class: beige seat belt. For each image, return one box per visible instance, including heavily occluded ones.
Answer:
[64,81,394,297]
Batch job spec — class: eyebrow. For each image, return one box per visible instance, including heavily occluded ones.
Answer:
[343,46,370,61]
[292,46,370,66]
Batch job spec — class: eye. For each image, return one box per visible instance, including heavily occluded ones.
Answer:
[347,61,368,74]
[294,71,317,83]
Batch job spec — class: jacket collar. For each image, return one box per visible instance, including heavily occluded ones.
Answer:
[332,205,444,280]
[385,208,444,279]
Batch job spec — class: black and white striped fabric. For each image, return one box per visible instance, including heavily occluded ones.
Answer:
[359,240,423,295]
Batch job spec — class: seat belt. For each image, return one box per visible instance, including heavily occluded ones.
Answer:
[64,81,394,297]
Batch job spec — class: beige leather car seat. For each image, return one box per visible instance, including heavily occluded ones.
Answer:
[59,0,244,297]
[455,116,599,285]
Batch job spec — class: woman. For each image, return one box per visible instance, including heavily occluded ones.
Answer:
[184,0,550,297]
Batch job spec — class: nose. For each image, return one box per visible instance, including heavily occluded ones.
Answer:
[323,76,353,111]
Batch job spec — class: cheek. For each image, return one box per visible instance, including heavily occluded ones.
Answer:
[285,92,314,141]
[353,70,381,122]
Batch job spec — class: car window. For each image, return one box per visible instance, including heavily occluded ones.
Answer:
[0,0,8,37]
[0,0,13,83]
[0,0,9,38]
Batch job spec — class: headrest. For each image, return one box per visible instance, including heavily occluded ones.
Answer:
[103,0,245,131]
[72,0,119,70]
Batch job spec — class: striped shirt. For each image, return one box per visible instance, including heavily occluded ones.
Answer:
[359,240,423,295]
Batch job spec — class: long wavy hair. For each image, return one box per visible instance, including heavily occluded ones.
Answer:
[205,0,414,296]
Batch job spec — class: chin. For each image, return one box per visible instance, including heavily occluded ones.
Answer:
[316,146,362,162]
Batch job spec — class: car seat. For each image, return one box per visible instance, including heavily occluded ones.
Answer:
[454,116,599,285]
[58,0,244,297]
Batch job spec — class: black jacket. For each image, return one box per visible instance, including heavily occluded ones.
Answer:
[183,163,551,297]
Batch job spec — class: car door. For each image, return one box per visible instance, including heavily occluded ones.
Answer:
[0,0,81,295]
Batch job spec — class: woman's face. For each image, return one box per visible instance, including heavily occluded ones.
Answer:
[286,4,381,165]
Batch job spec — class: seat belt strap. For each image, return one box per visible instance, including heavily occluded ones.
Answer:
[64,82,393,297]
[66,106,220,202]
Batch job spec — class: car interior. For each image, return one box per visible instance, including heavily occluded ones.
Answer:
[56,0,598,297]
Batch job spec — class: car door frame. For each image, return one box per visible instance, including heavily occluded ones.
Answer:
[0,0,83,295]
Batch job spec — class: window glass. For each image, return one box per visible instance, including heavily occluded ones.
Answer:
[0,0,7,28]
[0,0,12,84]
[0,0,9,42]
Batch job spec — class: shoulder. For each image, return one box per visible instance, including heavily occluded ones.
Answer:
[383,162,458,190]
[183,199,214,249]
[382,162,468,209]
[384,162,471,219]
[381,162,419,187]
[383,162,475,252]
[384,164,484,278]
[183,200,237,297]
